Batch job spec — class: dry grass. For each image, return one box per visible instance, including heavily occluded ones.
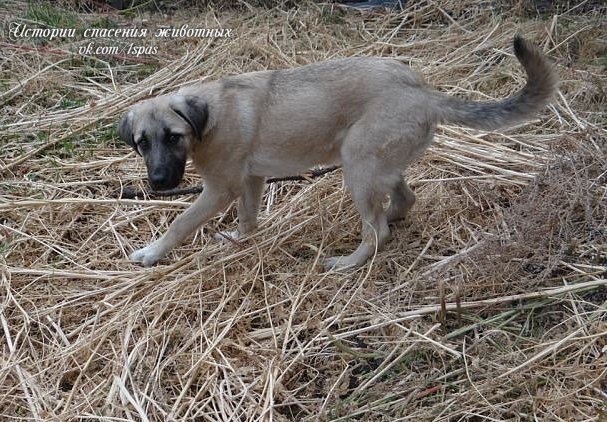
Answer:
[1,0,606,420]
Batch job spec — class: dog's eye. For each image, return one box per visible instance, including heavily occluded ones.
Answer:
[168,134,181,143]
[137,137,149,152]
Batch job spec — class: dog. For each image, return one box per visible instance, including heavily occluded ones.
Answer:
[118,36,557,270]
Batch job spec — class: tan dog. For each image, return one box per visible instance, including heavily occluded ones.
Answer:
[119,36,557,270]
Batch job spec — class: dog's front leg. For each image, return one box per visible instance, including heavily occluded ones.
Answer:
[214,175,265,243]
[237,176,265,235]
[131,185,234,266]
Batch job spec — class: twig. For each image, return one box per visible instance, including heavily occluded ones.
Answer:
[117,165,341,199]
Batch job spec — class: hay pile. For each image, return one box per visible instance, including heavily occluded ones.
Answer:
[1,0,606,420]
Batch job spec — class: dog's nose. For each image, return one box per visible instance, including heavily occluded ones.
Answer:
[149,170,170,190]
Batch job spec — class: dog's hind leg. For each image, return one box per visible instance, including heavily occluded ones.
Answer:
[324,148,392,271]
[387,178,416,223]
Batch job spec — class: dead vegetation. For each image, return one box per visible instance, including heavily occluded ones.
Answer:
[1,0,606,420]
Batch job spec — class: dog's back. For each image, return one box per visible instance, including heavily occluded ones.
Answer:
[242,37,557,145]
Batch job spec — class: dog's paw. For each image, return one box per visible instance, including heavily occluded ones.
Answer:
[323,255,358,272]
[130,244,164,267]
[214,230,241,244]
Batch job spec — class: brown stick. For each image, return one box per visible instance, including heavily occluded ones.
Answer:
[118,165,341,199]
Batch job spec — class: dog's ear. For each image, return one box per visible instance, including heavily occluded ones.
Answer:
[170,95,208,140]
[118,111,139,155]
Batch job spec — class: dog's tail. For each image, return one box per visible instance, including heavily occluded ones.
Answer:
[435,36,558,130]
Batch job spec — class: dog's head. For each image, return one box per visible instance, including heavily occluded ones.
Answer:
[118,95,208,190]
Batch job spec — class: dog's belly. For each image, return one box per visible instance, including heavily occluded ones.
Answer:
[248,128,346,177]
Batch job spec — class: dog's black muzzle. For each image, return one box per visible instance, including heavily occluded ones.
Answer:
[147,162,184,191]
